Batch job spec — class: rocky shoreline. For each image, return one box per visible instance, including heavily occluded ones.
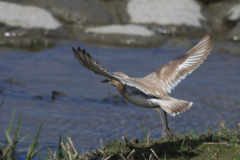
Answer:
[0,0,240,51]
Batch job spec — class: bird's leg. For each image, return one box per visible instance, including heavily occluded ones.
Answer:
[154,108,165,130]
[164,111,173,138]
[154,109,172,138]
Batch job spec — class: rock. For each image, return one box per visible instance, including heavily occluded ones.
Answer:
[226,3,240,41]
[0,1,67,51]
[126,0,206,28]
[204,2,240,40]
[0,1,61,29]
[85,24,155,36]
[13,0,113,26]
[228,4,240,21]
[80,25,163,48]
[0,36,56,52]
[48,0,112,26]
[78,33,163,48]
[97,0,128,24]
[198,0,234,5]
[201,2,235,33]
[227,22,240,41]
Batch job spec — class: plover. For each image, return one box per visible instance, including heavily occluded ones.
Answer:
[72,33,214,138]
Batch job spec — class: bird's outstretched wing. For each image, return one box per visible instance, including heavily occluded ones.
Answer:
[145,33,214,94]
[73,47,114,79]
[72,47,154,95]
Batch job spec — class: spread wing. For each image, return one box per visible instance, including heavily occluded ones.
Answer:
[145,33,214,94]
[73,47,114,79]
[72,47,154,95]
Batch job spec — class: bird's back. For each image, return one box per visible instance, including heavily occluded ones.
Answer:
[125,77,168,99]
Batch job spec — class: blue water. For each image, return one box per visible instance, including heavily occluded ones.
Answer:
[0,39,239,156]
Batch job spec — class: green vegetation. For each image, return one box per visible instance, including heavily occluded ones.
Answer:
[75,124,240,160]
[0,98,42,160]
[1,98,240,160]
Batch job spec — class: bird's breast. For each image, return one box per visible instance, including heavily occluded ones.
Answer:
[119,86,159,108]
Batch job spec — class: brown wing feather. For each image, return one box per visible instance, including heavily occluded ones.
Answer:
[73,47,157,96]
[73,47,113,77]
[145,33,214,93]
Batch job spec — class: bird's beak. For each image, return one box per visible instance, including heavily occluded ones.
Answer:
[101,79,109,83]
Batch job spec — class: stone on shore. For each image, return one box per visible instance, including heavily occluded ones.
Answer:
[85,24,155,36]
[227,22,240,41]
[0,1,61,29]
[82,24,163,47]
[23,0,113,26]
[227,4,240,41]
[228,4,240,21]
[126,0,206,28]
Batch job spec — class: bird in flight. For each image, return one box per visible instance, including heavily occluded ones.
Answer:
[72,33,214,138]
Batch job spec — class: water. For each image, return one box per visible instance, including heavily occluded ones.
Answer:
[0,39,239,155]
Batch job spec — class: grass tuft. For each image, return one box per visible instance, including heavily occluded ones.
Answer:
[26,123,43,160]
[0,99,42,160]
[141,120,147,141]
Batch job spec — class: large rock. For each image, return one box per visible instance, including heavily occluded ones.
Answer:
[227,22,240,41]
[201,1,238,33]
[0,1,61,29]
[81,24,163,48]
[126,0,206,28]
[228,3,240,21]
[227,4,240,41]
[85,24,155,36]
[11,0,113,26]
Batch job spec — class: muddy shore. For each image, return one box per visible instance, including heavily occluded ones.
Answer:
[0,0,240,51]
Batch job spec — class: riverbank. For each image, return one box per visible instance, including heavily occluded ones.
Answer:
[50,123,240,160]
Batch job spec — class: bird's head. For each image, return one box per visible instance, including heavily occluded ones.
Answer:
[101,72,129,87]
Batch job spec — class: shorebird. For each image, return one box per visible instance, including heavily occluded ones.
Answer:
[72,33,214,138]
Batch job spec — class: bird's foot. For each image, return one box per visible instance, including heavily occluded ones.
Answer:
[164,127,173,139]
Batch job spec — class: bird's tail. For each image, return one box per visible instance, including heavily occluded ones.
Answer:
[159,97,193,116]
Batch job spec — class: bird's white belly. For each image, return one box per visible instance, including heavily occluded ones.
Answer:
[124,94,159,108]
